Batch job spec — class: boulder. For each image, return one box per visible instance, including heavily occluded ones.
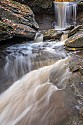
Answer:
[41,29,63,40]
[14,0,53,14]
[65,32,83,49]
[0,0,39,41]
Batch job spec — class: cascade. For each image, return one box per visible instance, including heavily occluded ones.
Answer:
[0,0,82,125]
[2,41,68,84]
[54,1,77,30]
[0,58,72,125]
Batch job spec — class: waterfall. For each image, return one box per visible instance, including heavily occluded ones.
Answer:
[0,57,72,125]
[34,32,43,43]
[2,41,68,84]
[4,54,32,81]
[61,32,68,41]
[54,2,77,30]
[73,3,77,25]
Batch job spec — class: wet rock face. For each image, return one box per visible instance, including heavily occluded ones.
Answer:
[0,0,39,41]
[65,32,83,50]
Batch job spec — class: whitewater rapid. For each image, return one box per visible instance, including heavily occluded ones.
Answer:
[0,57,72,125]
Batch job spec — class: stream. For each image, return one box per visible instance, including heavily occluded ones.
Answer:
[0,35,82,125]
[0,39,66,89]
[0,0,83,124]
[0,29,83,125]
[0,35,81,92]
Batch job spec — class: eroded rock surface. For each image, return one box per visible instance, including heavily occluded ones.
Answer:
[0,21,13,41]
[0,0,39,41]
